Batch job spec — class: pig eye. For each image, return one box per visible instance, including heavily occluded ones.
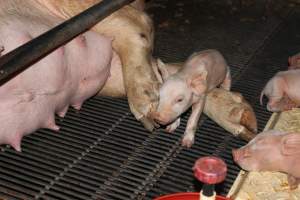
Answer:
[176,97,184,103]
[144,89,151,96]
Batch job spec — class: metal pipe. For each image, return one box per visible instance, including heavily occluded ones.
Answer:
[0,0,134,84]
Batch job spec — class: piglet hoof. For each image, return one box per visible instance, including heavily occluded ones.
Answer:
[181,131,195,148]
[57,106,69,118]
[10,133,22,152]
[166,118,181,133]
[73,104,82,111]
[48,123,60,132]
[57,111,66,118]
[239,128,257,142]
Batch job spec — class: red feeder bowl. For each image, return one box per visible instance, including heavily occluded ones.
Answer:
[154,156,231,200]
[154,192,230,200]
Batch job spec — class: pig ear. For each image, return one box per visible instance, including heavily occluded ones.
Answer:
[156,59,170,82]
[187,71,208,96]
[260,88,265,105]
[281,133,300,155]
[151,59,164,84]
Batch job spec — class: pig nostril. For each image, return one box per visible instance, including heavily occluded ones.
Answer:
[154,118,162,124]
[232,149,239,162]
[153,117,167,125]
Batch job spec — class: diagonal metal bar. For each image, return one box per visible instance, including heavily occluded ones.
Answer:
[0,0,133,85]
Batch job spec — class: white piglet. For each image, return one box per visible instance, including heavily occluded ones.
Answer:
[152,49,231,147]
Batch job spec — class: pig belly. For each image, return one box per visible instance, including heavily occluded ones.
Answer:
[98,51,126,97]
[67,31,112,109]
[0,9,112,151]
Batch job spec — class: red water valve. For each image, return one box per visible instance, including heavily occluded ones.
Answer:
[193,156,227,184]
[154,156,230,200]
[193,156,227,199]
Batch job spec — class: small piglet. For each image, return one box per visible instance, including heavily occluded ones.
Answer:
[260,70,300,112]
[233,130,300,189]
[152,49,231,147]
[204,88,257,141]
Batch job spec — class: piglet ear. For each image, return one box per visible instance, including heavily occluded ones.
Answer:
[156,59,170,82]
[187,71,208,96]
[281,133,300,155]
[151,59,164,84]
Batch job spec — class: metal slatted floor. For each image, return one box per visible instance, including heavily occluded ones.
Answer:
[0,0,299,199]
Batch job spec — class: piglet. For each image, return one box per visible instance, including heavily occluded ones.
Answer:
[233,130,300,190]
[153,61,257,141]
[204,88,257,141]
[260,70,300,112]
[152,49,231,147]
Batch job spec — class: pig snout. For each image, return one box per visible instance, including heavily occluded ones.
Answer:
[267,105,281,112]
[151,112,170,125]
[232,149,241,163]
[232,147,253,169]
[266,100,284,112]
[266,103,274,112]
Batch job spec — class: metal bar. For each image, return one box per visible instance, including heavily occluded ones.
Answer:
[0,0,134,84]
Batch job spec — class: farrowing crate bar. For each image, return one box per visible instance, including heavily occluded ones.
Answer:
[0,0,134,84]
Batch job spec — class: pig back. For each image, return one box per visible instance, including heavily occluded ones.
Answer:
[183,49,228,91]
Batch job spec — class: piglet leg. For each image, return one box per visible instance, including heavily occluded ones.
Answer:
[182,97,205,147]
[166,118,181,133]
[10,133,22,152]
[219,119,256,141]
[57,105,69,118]
[72,103,82,110]
[220,66,232,91]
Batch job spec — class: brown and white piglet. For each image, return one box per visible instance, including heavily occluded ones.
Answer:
[151,49,231,147]
[233,130,300,189]
[260,70,300,112]
[204,88,257,141]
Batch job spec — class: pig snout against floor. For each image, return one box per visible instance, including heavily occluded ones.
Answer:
[232,130,300,189]
[260,70,300,112]
[0,0,113,151]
